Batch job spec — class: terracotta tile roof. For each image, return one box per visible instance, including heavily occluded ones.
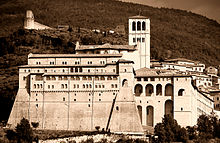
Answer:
[135,67,189,77]
[28,53,123,58]
[77,43,136,51]
[117,59,134,63]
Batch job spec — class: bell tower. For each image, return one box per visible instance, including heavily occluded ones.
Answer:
[24,10,35,29]
[128,16,150,69]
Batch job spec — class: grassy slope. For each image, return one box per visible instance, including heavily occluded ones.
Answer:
[0,0,220,122]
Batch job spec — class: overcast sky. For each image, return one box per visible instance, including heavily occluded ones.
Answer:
[121,0,220,23]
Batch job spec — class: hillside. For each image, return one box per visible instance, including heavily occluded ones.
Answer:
[0,0,220,122]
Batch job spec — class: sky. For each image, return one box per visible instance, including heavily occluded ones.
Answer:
[121,0,220,23]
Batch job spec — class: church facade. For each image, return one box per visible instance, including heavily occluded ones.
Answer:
[8,16,214,133]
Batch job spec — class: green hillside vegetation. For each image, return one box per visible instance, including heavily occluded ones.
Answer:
[0,0,220,123]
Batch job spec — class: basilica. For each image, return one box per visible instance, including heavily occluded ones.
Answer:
[8,15,215,134]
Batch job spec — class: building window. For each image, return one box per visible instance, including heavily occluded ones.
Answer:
[133,38,136,43]
[137,38,141,42]
[99,99,101,101]
[113,76,118,80]
[178,89,185,96]
[83,76,87,80]
[142,21,146,31]
[137,78,141,81]
[95,76,99,80]
[100,77,105,80]
[63,97,65,101]
[132,21,136,31]
[65,84,68,88]
[48,85,50,89]
[137,21,141,31]
[61,84,64,89]
[150,78,155,81]
[88,76,92,80]
[79,67,82,72]
[52,85,54,89]
[116,106,119,111]
[111,84,114,88]
[142,38,145,42]
[23,76,26,80]
[107,76,112,80]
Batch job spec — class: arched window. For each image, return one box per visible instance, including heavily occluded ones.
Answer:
[165,84,173,96]
[132,21,136,31]
[75,67,78,72]
[146,84,154,96]
[178,89,185,96]
[137,105,142,124]
[137,21,141,31]
[142,21,146,31]
[79,67,82,72]
[122,79,128,87]
[134,84,143,96]
[146,106,154,126]
[156,84,162,96]
[165,100,173,117]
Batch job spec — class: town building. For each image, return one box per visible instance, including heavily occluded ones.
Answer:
[8,15,215,133]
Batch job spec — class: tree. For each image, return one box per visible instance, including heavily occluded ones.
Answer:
[186,126,197,140]
[16,118,34,143]
[154,123,166,142]
[197,114,213,140]
[154,115,188,142]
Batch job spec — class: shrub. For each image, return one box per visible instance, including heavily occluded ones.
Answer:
[15,118,34,143]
